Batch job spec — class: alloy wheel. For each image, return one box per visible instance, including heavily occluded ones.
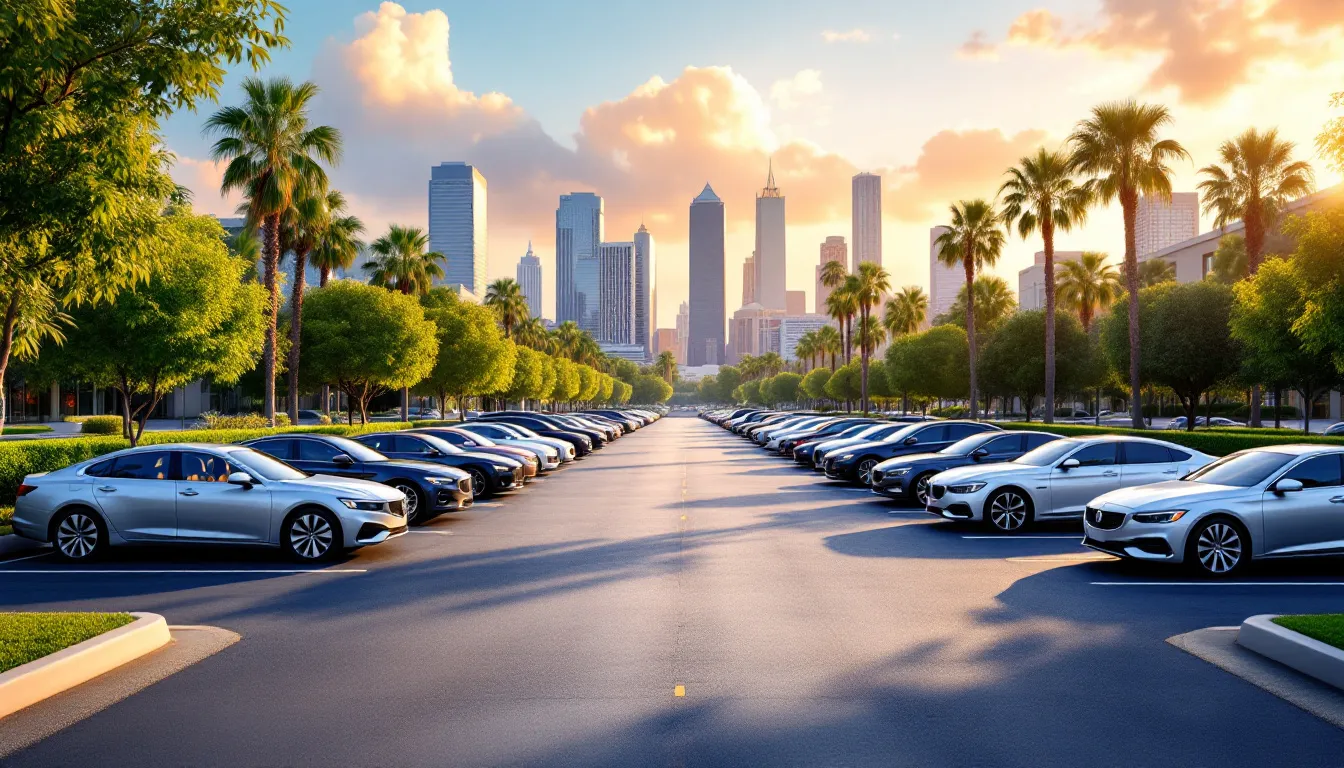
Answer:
[1196,522,1243,574]
[989,492,1028,531]
[469,469,489,498]
[914,475,933,507]
[393,483,420,522]
[56,513,99,559]
[858,459,878,485]
[290,513,334,560]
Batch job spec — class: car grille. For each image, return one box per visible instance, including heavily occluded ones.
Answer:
[458,477,471,493]
[389,499,406,517]
[1087,507,1126,530]
[930,484,946,500]
[871,470,884,484]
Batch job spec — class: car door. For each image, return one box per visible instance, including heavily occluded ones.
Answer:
[1262,454,1344,556]
[1118,441,1184,487]
[90,451,177,541]
[1048,443,1120,516]
[974,434,1026,464]
[898,424,948,454]
[293,438,371,479]
[393,434,443,460]
[175,451,272,542]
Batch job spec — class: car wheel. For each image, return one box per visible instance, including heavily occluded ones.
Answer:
[985,489,1032,533]
[857,458,879,485]
[912,472,936,507]
[468,467,491,499]
[1186,517,1249,577]
[51,508,105,562]
[283,508,341,563]
[390,481,425,524]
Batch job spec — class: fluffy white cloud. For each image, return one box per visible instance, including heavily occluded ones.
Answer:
[770,69,823,109]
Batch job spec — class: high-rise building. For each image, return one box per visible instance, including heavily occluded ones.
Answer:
[929,226,961,324]
[516,241,542,319]
[728,304,785,363]
[1017,250,1086,311]
[653,328,677,358]
[556,192,604,335]
[852,172,882,271]
[428,162,487,293]
[634,224,656,355]
[741,253,757,306]
[1136,193,1199,257]
[675,301,690,365]
[688,183,726,366]
[755,162,787,309]
[598,241,635,344]
[785,290,806,317]
[816,235,848,314]
[780,315,834,362]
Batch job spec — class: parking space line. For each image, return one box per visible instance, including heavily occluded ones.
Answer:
[962,535,1081,540]
[1092,581,1344,587]
[0,568,368,575]
[1008,554,1116,562]
[0,552,51,565]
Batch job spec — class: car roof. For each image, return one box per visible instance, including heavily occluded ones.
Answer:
[1253,444,1344,456]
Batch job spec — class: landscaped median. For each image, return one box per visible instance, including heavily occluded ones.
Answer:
[998,422,1344,457]
[0,612,170,719]
[1238,614,1344,691]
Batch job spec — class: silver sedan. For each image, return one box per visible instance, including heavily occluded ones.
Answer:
[11,443,408,563]
[1085,445,1344,576]
[926,436,1215,533]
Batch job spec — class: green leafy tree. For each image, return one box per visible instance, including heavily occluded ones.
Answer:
[552,358,581,404]
[738,379,762,405]
[536,355,559,404]
[612,379,633,404]
[768,372,803,405]
[935,275,1017,339]
[802,368,832,403]
[484,278,529,339]
[576,365,601,403]
[1284,208,1344,375]
[415,289,512,420]
[633,373,673,404]
[1207,235,1248,285]
[934,199,1005,418]
[279,187,348,424]
[825,362,862,405]
[904,325,971,405]
[596,373,616,403]
[978,310,1091,419]
[883,334,921,414]
[498,346,545,408]
[714,365,743,404]
[696,375,719,403]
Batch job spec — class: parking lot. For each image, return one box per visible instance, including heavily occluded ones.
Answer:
[4,413,1344,766]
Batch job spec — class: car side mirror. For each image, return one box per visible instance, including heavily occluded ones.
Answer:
[463,441,476,447]
[971,448,990,460]
[332,453,355,465]
[903,436,918,446]
[1059,458,1080,471]
[1274,478,1304,494]
[226,472,256,489]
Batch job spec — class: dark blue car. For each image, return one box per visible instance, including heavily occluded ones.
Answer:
[870,430,1062,505]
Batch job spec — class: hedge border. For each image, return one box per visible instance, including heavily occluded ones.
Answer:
[998,421,1344,457]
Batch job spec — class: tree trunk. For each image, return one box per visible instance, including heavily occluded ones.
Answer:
[262,212,282,427]
[859,307,870,413]
[963,245,979,420]
[1301,388,1313,435]
[1121,192,1143,429]
[1274,387,1282,429]
[401,386,410,423]
[287,248,308,426]
[1043,217,1056,425]
[1185,394,1197,432]
[319,266,331,288]
[0,292,20,435]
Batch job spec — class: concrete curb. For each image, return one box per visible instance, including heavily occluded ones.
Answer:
[0,612,171,720]
[1238,614,1344,691]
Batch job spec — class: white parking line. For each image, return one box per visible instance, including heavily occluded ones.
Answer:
[0,568,368,575]
[962,535,1081,540]
[0,552,51,565]
[474,502,503,508]
[1092,581,1344,587]
[1009,554,1116,563]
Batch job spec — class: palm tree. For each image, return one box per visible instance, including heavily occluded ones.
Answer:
[279,187,343,425]
[1069,100,1188,428]
[484,278,529,339]
[514,316,548,351]
[944,276,1017,337]
[883,286,928,337]
[854,261,892,412]
[934,199,1006,419]
[206,76,342,426]
[551,321,584,360]
[1127,258,1176,288]
[656,350,677,384]
[826,276,860,365]
[1000,147,1091,424]
[1197,127,1313,426]
[794,330,818,371]
[819,259,850,356]
[815,324,842,371]
[310,198,364,287]
[1057,252,1122,331]
[364,225,445,295]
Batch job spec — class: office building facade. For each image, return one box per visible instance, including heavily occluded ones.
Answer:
[728,303,785,363]
[852,172,882,271]
[1017,251,1085,311]
[785,290,806,317]
[675,301,690,365]
[928,226,962,323]
[816,235,848,314]
[516,242,542,319]
[598,241,635,344]
[556,192,604,335]
[755,163,787,309]
[428,162,488,293]
[779,314,834,362]
[688,184,726,366]
[1136,193,1199,257]
[634,224,656,355]
[741,253,757,306]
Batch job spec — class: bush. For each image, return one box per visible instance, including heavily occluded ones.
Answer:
[78,416,123,435]
[194,412,291,430]
[930,406,969,418]
[998,422,1344,457]
[2,426,52,435]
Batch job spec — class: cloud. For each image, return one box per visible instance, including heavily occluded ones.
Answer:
[821,29,872,43]
[770,69,823,109]
[170,155,241,218]
[887,128,1051,222]
[957,30,998,60]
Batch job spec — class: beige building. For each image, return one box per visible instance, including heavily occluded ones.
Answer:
[815,236,848,314]
[1136,193,1199,257]
[786,290,806,316]
[1017,251,1086,311]
[728,303,785,363]
[928,226,961,324]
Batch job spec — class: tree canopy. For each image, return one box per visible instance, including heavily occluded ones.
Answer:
[414,289,513,418]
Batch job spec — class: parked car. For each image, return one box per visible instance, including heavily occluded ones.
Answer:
[871,431,1062,506]
[824,421,1003,485]
[473,414,595,456]
[413,426,556,471]
[349,432,523,499]
[241,434,474,520]
[453,421,576,463]
[796,422,906,467]
[11,444,409,562]
[1085,445,1344,576]
[1327,422,1344,436]
[926,436,1216,532]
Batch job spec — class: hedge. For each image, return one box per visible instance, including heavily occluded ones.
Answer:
[998,422,1344,457]
[2,426,52,435]
[0,422,413,506]
[78,416,123,435]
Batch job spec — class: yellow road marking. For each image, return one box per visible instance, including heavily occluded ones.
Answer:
[673,684,686,697]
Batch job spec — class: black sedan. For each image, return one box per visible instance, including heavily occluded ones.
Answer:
[474,414,594,456]
[240,434,473,523]
[353,432,524,499]
[483,413,607,448]
[823,421,1002,485]
[870,430,1062,505]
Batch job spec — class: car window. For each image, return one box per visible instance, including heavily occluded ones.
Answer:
[110,451,172,480]
[1025,433,1060,450]
[250,439,293,460]
[945,423,984,441]
[427,431,467,446]
[179,451,237,482]
[1068,443,1117,467]
[357,435,393,452]
[1282,454,1344,488]
[982,435,1024,454]
[394,435,436,454]
[1169,448,1192,462]
[228,448,308,481]
[1121,442,1173,465]
[85,458,115,478]
[914,425,948,443]
[297,439,345,463]
[1188,450,1292,487]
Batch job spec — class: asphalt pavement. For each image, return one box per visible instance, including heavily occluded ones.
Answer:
[3,413,1344,766]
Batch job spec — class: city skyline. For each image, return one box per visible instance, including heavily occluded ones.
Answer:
[688,183,726,366]
[516,241,542,319]
[427,161,487,294]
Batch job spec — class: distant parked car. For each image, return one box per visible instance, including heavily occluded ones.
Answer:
[871,431,1062,506]
[350,432,523,500]
[1326,422,1344,436]
[823,421,1002,485]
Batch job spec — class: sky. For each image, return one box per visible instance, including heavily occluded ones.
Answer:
[166,0,1344,329]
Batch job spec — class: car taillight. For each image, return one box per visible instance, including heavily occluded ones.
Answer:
[16,483,37,497]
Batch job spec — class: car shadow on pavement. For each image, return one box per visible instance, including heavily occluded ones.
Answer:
[823,520,1094,560]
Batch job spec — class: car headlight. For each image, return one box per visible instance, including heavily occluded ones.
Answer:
[946,482,986,494]
[340,498,387,511]
[1132,510,1187,524]
[887,467,911,476]
[838,453,855,462]
[423,476,454,485]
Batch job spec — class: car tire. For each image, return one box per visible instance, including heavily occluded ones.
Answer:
[857,458,879,486]
[283,507,342,563]
[51,507,106,562]
[389,480,426,524]
[1185,516,1250,578]
[912,472,936,507]
[467,467,492,499]
[984,488,1033,533]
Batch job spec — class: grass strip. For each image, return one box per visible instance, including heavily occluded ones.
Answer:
[1273,614,1344,652]
[0,613,136,673]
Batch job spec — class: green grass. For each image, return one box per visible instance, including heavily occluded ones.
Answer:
[0,613,136,673]
[2,426,51,435]
[0,505,11,536]
[1273,614,1344,651]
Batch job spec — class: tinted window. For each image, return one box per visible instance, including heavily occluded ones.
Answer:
[394,435,437,453]
[1169,449,1192,462]
[1188,450,1293,487]
[1282,455,1344,489]
[913,425,948,443]
[357,435,394,453]
[1025,433,1060,450]
[945,423,986,441]
[1069,443,1117,467]
[180,452,238,482]
[85,458,115,478]
[1122,442,1174,465]
[981,435,1025,454]
[110,451,172,480]
[229,448,308,481]
[430,431,470,447]
[297,439,345,462]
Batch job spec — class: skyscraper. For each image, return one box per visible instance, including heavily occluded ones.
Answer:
[815,235,847,314]
[928,226,961,324]
[428,162,487,293]
[598,241,635,344]
[556,192,604,335]
[688,183,726,366]
[786,290,806,316]
[755,162,787,309]
[1136,193,1199,256]
[516,241,542,319]
[634,224,656,355]
[742,253,757,306]
[852,172,882,272]
[675,301,690,365]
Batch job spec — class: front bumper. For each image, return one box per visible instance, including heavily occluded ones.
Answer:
[924,485,992,522]
[823,459,858,482]
[1082,509,1183,561]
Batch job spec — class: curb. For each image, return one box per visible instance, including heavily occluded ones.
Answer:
[1238,614,1344,691]
[0,612,171,720]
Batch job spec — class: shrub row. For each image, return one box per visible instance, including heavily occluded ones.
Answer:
[1138,403,1300,418]
[999,422,1344,457]
[0,421,413,506]
[78,416,123,434]
[194,411,294,429]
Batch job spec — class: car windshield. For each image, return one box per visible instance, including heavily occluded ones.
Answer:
[322,435,391,462]
[452,429,496,447]
[941,432,998,455]
[842,424,883,439]
[880,424,922,444]
[414,433,464,454]
[1186,450,1295,487]
[229,448,309,481]
[1014,439,1080,466]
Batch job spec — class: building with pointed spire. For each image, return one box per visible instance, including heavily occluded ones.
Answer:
[634,223,655,356]
[755,160,787,311]
[689,183,726,366]
[516,241,542,319]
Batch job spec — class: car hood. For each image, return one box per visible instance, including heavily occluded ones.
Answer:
[875,451,946,471]
[931,462,1037,484]
[280,474,405,500]
[834,440,891,456]
[810,437,860,453]
[461,451,520,467]
[1092,480,1244,510]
